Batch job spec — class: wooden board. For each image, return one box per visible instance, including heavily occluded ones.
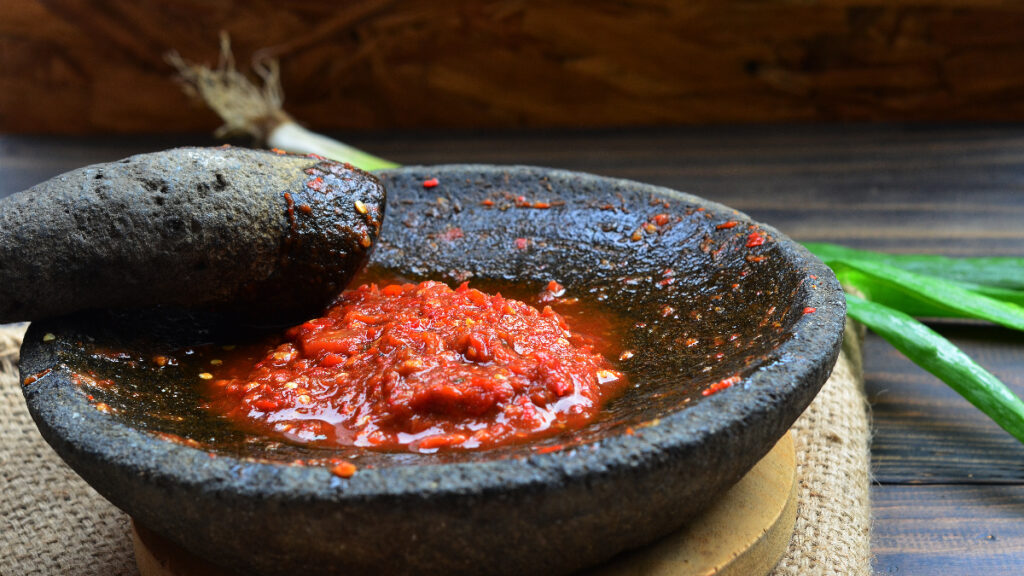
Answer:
[872,485,1024,576]
[593,432,798,576]
[7,1,1024,133]
[134,434,797,576]
[863,328,1024,485]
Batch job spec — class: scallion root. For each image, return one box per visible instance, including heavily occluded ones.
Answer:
[167,32,397,171]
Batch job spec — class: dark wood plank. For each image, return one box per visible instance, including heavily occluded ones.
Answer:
[865,325,1024,484]
[873,484,1024,575]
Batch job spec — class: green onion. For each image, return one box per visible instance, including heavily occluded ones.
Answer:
[815,249,1024,444]
[832,269,958,318]
[809,243,1024,317]
[266,122,398,171]
[830,269,1024,317]
[964,285,1024,308]
[845,293,1024,443]
[805,242,1024,290]
[826,259,1024,330]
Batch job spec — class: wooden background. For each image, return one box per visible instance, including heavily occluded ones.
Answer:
[4,0,1024,134]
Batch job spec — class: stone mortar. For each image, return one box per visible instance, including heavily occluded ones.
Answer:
[20,165,845,576]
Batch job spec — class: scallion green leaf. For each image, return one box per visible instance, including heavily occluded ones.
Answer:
[953,284,1024,308]
[830,270,1024,319]
[805,242,1024,290]
[845,293,1024,443]
[833,269,959,318]
[826,259,1024,331]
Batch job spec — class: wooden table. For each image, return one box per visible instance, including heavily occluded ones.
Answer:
[3,125,1023,574]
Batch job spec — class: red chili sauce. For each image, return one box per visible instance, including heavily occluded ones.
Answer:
[201,275,627,453]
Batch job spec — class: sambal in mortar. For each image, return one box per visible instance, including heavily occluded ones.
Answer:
[199,277,628,453]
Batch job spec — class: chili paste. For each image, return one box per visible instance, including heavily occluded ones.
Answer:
[201,277,627,453]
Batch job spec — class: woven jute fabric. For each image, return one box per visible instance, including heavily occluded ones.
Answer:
[0,322,871,576]
[770,319,873,576]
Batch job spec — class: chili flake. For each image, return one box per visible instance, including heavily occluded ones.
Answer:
[22,368,51,387]
[307,176,325,192]
[330,461,358,478]
[703,375,741,397]
[440,227,465,241]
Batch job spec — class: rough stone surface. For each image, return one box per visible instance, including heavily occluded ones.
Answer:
[0,147,385,326]
[20,165,845,576]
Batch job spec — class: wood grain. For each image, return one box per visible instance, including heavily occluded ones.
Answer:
[4,125,1023,574]
[873,485,1024,575]
[866,325,1024,485]
[6,1,1024,133]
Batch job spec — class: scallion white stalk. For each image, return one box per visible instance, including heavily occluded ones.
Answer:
[267,122,398,171]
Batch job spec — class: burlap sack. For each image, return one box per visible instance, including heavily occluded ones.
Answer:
[0,322,871,575]
[771,320,872,576]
